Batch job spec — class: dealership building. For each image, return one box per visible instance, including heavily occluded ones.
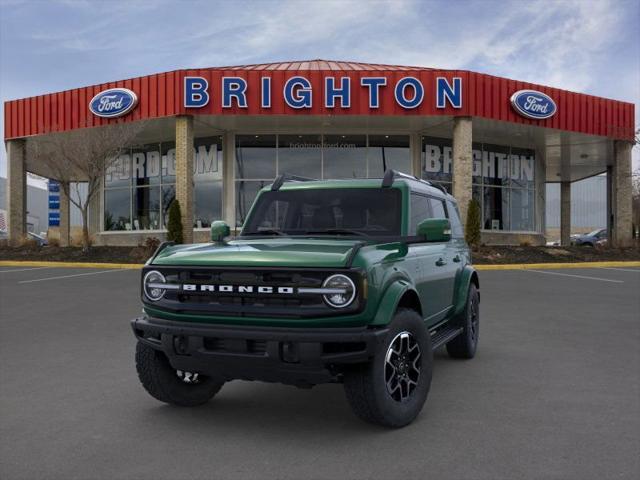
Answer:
[4,60,636,246]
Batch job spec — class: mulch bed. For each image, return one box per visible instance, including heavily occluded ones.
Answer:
[0,244,638,265]
[471,245,640,264]
[0,245,154,264]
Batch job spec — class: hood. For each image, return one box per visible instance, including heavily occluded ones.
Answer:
[150,238,364,268]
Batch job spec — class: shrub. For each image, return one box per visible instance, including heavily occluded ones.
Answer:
[166,200,183,244]
[465,199,481,248]
[143,236,161,252]
[143,237,161,258]
[18,237,40,249]
[48,237,60,247]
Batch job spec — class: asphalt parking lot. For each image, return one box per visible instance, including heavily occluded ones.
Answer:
[1,265,639,480]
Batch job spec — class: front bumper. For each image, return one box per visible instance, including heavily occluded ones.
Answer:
[131,316,388,386]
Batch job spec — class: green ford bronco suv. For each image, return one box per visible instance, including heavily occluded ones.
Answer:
[131,170,480,427]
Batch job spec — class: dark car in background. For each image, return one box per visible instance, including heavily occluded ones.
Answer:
[571,229,607,247]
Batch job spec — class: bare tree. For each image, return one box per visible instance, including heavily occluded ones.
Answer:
[27,122,143,251]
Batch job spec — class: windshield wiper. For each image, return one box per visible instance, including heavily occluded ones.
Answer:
[244,229,287,236]
[305,228,369,237]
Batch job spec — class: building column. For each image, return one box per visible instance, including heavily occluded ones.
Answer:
[222,132,236,231]
[59,181,70,247]
[6,139,27,245]
[611,141,633,247]
[175,115,194,243]
[452,117,473,226]
[560,181,571,246]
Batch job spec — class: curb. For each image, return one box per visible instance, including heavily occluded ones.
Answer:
[1,260,639,271]
[474,261,640,270]
[0,260,144,269]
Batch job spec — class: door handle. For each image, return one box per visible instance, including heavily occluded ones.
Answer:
[436,258,447,266]
[453,255,461,263]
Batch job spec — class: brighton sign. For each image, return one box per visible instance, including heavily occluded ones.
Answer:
[89,88,138,118]
[510,89,557,120]
[183,76,464,110]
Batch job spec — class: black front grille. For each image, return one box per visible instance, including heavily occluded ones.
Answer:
[143,267,363,319]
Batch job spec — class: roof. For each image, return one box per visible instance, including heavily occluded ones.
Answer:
[3,59,635,141]
[213,59,434,71]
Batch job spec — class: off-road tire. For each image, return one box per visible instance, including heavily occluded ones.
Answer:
[343,308,433,428]
[135,341,224,407]
[446,283,479,359]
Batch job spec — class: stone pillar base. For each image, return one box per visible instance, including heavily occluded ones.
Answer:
[175,115,194,243]
[6,139,27,246]
[611,141,633,247]
[452,117,473,227]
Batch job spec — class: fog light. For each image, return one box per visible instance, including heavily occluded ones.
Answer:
[322,274,356,308]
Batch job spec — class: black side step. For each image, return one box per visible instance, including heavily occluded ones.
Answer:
[430,326,463,350]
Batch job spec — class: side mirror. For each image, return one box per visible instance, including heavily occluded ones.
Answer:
[210,220,230,244]
[417,218,451,242]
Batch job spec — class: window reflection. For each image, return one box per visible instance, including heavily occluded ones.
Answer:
[323,134,366,178]
[133,186,160,230]
[279,135,322,178]
[104,136,223,232]
[368,135,410,177]
[104,188,131,231]
[235,135,276,179]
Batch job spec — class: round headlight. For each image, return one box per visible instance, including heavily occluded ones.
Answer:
[322,274,356,308]
[143,270,166,301]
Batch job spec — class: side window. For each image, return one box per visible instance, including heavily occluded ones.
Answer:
[409,193,431,234]
[446,200,464,238]
[429,197,448,219]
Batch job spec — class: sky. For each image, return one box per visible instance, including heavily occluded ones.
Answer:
[1,0,639,183]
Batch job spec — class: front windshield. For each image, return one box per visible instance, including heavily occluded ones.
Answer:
[241,187,402,237]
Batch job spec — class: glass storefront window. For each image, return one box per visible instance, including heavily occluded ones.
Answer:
[104,136,223,232]
[104,188,131,231]
[368,135,410,177]
[161,141,176,184]
[194,181,222,228]
[483,186,509,230]
[279,134,322,178]
[132,143,162,187]
[422,136,537,232]
[161,185,175,228]
[509,147,535,189]
[105,153,131,188]
[323,134,367,179]
[482,143,510,187]
[234,134,412,227]
[422,136,452,185]
[471,142,483,185]
[132,186,160,230]
[235,135,276,179]
[510,189,535,231]
[194,136,223,183]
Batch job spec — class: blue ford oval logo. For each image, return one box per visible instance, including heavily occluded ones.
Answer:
[89,88,138,118]
[510,89,556,120]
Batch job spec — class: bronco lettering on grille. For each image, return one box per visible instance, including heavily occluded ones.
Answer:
[182,284,295,294]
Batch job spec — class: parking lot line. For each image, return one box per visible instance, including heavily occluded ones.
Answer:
[526,269,624,283]
[597,267,640,273]
[0,267,53,273]
[17,269,127,284]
